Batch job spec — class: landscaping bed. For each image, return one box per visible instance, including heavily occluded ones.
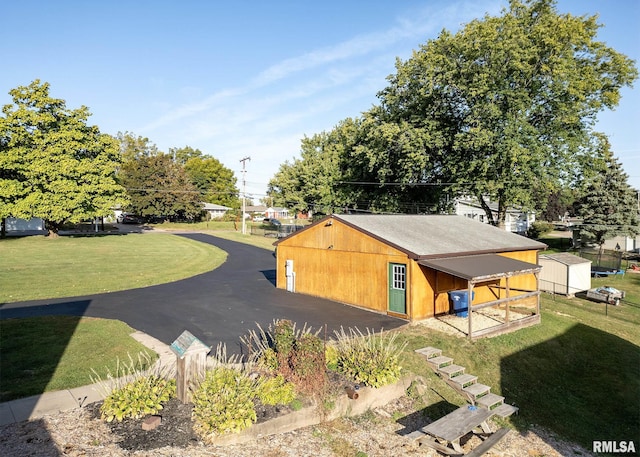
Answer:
[86,375,413,452]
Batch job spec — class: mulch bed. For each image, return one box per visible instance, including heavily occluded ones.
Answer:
[88,370,355,452]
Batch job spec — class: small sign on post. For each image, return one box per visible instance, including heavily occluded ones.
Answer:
[170,330,210,403]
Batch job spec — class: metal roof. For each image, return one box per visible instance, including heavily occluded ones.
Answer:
[418,254,542,281]
[334,214,546,259]
[539,253,591,266]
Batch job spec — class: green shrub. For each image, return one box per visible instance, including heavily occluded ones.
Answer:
[274,319,295,369]
[325,343,339,371]
[91,352,175,423]
[290,332,326,396]
[333,328,407,388]
[191,367,257,439]
[260,347,279,371]
[100,375,176,422]
[241,320,326,395]
[527,221,555,238]
[255,374,296,406]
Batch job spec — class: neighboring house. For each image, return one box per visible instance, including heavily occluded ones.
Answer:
[202,202,232,220]
[244,205,291,220]
[3,217,46,235]
[539,253,592,296]
[245,205,268,214]
[275,214,546,338]
[600,234,640,253]
[265,206,289,219]
[245,205,268,220]
[454,198,535,234]
[572,227,640,253]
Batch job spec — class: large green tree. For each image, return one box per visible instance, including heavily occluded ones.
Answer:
[268,118,362,215]
[183,154,238,208]
[118,153,202,221]
[116,131,159,161]
[576,136,639,251]
[169,145,203,165]
[0,80,126,235]
[363,0,637,224]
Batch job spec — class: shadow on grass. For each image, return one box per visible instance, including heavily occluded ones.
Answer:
[502,323,640,450]
[0,302,90,404]
[1,302,90,454]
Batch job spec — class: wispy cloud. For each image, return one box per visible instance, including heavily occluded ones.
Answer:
[140,1,492,136]
[138,0,506,196]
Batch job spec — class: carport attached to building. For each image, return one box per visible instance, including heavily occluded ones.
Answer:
[419,254,542,338]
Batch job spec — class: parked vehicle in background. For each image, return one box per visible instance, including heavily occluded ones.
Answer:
[118,213,143,224]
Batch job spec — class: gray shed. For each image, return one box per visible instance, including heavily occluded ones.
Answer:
[539,253,591,296]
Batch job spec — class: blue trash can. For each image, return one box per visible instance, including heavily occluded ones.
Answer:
[448,290,474,317]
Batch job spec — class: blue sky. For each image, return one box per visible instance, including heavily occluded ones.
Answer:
[2,0,638,200]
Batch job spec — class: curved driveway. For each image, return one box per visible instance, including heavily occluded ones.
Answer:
[0,233,404,354]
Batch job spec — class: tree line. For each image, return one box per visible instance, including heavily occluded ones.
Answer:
[0,80,239,236]
[267,0,639,243]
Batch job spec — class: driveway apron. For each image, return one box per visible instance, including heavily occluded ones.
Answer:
[0,233,404,354]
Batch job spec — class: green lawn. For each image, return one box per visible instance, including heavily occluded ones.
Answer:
[0,234,226,303]
[396,276,640,451]
[1,230,637,451]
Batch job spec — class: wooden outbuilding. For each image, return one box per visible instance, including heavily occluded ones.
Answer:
[275,214,547,338]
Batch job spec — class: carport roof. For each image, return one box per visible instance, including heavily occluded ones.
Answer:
[418,254,541,281]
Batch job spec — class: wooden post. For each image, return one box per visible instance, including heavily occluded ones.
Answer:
[534,271,540,316]
[468,282,474,339]
[170,331,211,403]
[505,276,510,324]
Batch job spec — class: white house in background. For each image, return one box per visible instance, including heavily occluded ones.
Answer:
[265,206,289,219]
[202,202,232,220]
[3,217,47,234]
[602,234,640,253]
[454,197,535,234]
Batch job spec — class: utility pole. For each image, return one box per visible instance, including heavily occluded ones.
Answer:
[240,156,251,235]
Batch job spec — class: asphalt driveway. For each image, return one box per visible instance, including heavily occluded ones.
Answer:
[0,233,404,354]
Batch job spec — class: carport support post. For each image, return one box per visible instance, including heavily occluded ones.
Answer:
[505,276,510,323]
[170,331,211,403]
[468,282,474,339]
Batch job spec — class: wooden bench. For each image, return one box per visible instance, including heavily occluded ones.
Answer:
[465,428,510,457]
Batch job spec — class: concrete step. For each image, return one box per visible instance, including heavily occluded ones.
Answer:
[476,393,504,410]
[414,347,442,359]
[492,403,519,418]
[438,364,465,379]
[427,355,453,369]
[463,383,490,399]
[449,373,478,388]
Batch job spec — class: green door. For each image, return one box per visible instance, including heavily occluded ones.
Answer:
[388,263,407,314]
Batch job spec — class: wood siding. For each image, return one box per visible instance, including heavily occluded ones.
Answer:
[276,219,542,320]
[276,219,408,314]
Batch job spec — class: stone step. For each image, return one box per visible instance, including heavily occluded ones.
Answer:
[476,393,505,410]
[463,383,490,398]
[438,364,465,379]
[414,347,442,359]
[427,355,453,369]
[492,403,519,418]
[449,373,478,388]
